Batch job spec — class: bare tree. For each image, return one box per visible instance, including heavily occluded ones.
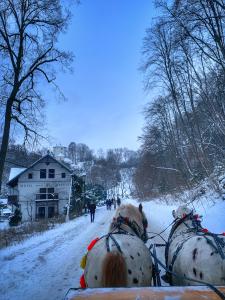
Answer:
[137,0,225,197]
[68,142,77,164]
[0,0,77,192]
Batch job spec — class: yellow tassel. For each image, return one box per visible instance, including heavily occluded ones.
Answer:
[80,253,87,269]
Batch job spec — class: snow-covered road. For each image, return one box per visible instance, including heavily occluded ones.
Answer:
[0,207,115,300]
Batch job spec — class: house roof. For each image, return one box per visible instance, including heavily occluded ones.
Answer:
[9,168,26,181]
[7,154,72,187]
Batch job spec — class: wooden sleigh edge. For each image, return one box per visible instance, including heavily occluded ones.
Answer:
[65,285,225,300]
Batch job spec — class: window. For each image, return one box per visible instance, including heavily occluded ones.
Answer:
[39,188,46,199]
[48,169,55,178]
[38,188,55,200]
[61,173,66,178]
[28,173,33,179]
[48,188,54,193]
[48,188,54,199]
[40,169,46,179]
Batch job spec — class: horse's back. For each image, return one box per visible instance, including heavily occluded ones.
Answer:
[169,235,225,285]
[84,234,152,288]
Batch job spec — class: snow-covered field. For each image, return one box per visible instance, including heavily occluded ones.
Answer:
[0,196,225,300]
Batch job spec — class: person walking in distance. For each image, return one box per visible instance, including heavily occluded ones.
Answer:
[116,196,121,207]
[113,198,116,210]
[108,199,112,210]
[89,201,96,223]
[106,199,109,210]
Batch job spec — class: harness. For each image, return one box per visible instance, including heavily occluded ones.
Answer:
[102,212,148,255]
[165,212,225,285]
[80,212,148,281]
[105,232,124,253]
[110,213,148,243]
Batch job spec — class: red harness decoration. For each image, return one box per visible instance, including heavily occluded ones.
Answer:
[87,237,100,251]
[80,274,86,288]
[80,237,100,289]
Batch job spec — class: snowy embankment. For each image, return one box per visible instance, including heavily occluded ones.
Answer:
[1,195,225,300]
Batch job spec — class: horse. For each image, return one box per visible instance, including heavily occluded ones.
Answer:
[83,204,152,288]
[165,205,225,286]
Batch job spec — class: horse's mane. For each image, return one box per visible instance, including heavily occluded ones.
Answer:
[110,204,145,229]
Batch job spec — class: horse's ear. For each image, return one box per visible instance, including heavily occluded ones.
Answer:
[172,209,176,218]
[139,203,143,213]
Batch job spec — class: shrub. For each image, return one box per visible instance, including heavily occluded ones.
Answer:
[9,208,22,226]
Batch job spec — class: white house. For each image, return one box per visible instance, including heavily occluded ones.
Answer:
[7,154,72,221]
[53,145,68,161]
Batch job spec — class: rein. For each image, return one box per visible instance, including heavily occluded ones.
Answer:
[165,212,201,268]
[147,219,177,243]
[111,214,148,243]
[149,244,225,300]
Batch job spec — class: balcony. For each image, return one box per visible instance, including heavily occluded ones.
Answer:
[36,193,59,201]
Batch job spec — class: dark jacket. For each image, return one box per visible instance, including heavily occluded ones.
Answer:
[89,203,96,213]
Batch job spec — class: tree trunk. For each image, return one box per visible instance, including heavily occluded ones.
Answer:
[0,98,13,193]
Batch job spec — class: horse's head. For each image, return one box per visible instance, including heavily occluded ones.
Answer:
[111,204,148,243]
[172,205,194,219]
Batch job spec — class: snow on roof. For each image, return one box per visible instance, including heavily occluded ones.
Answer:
[9,168,26,181]
[63,158,72,164]
[71,162,85,170]
[0,199,7,205]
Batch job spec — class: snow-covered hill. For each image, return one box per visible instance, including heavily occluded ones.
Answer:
[0,196,224,300]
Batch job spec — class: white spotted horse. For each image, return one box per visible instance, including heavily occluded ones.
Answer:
[165,205,225,287]
[80,204,152,288]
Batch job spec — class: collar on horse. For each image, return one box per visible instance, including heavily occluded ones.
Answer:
[111,213,148,243]
[169,212,202,239]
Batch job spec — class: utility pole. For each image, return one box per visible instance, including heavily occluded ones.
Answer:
[66,174,73,222]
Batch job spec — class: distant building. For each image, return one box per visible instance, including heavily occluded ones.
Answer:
[7,154,72,221]
[53,146,68,161]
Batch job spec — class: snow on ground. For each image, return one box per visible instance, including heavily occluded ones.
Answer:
[0,195,225,300]
[0,207,114,300]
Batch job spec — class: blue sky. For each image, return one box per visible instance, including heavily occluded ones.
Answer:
[45,0,157,151]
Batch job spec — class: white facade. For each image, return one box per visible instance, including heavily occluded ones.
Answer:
[53,146,68,161]
[7,155,71,222]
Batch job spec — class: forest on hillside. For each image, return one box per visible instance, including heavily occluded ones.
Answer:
[134,0,225,198]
